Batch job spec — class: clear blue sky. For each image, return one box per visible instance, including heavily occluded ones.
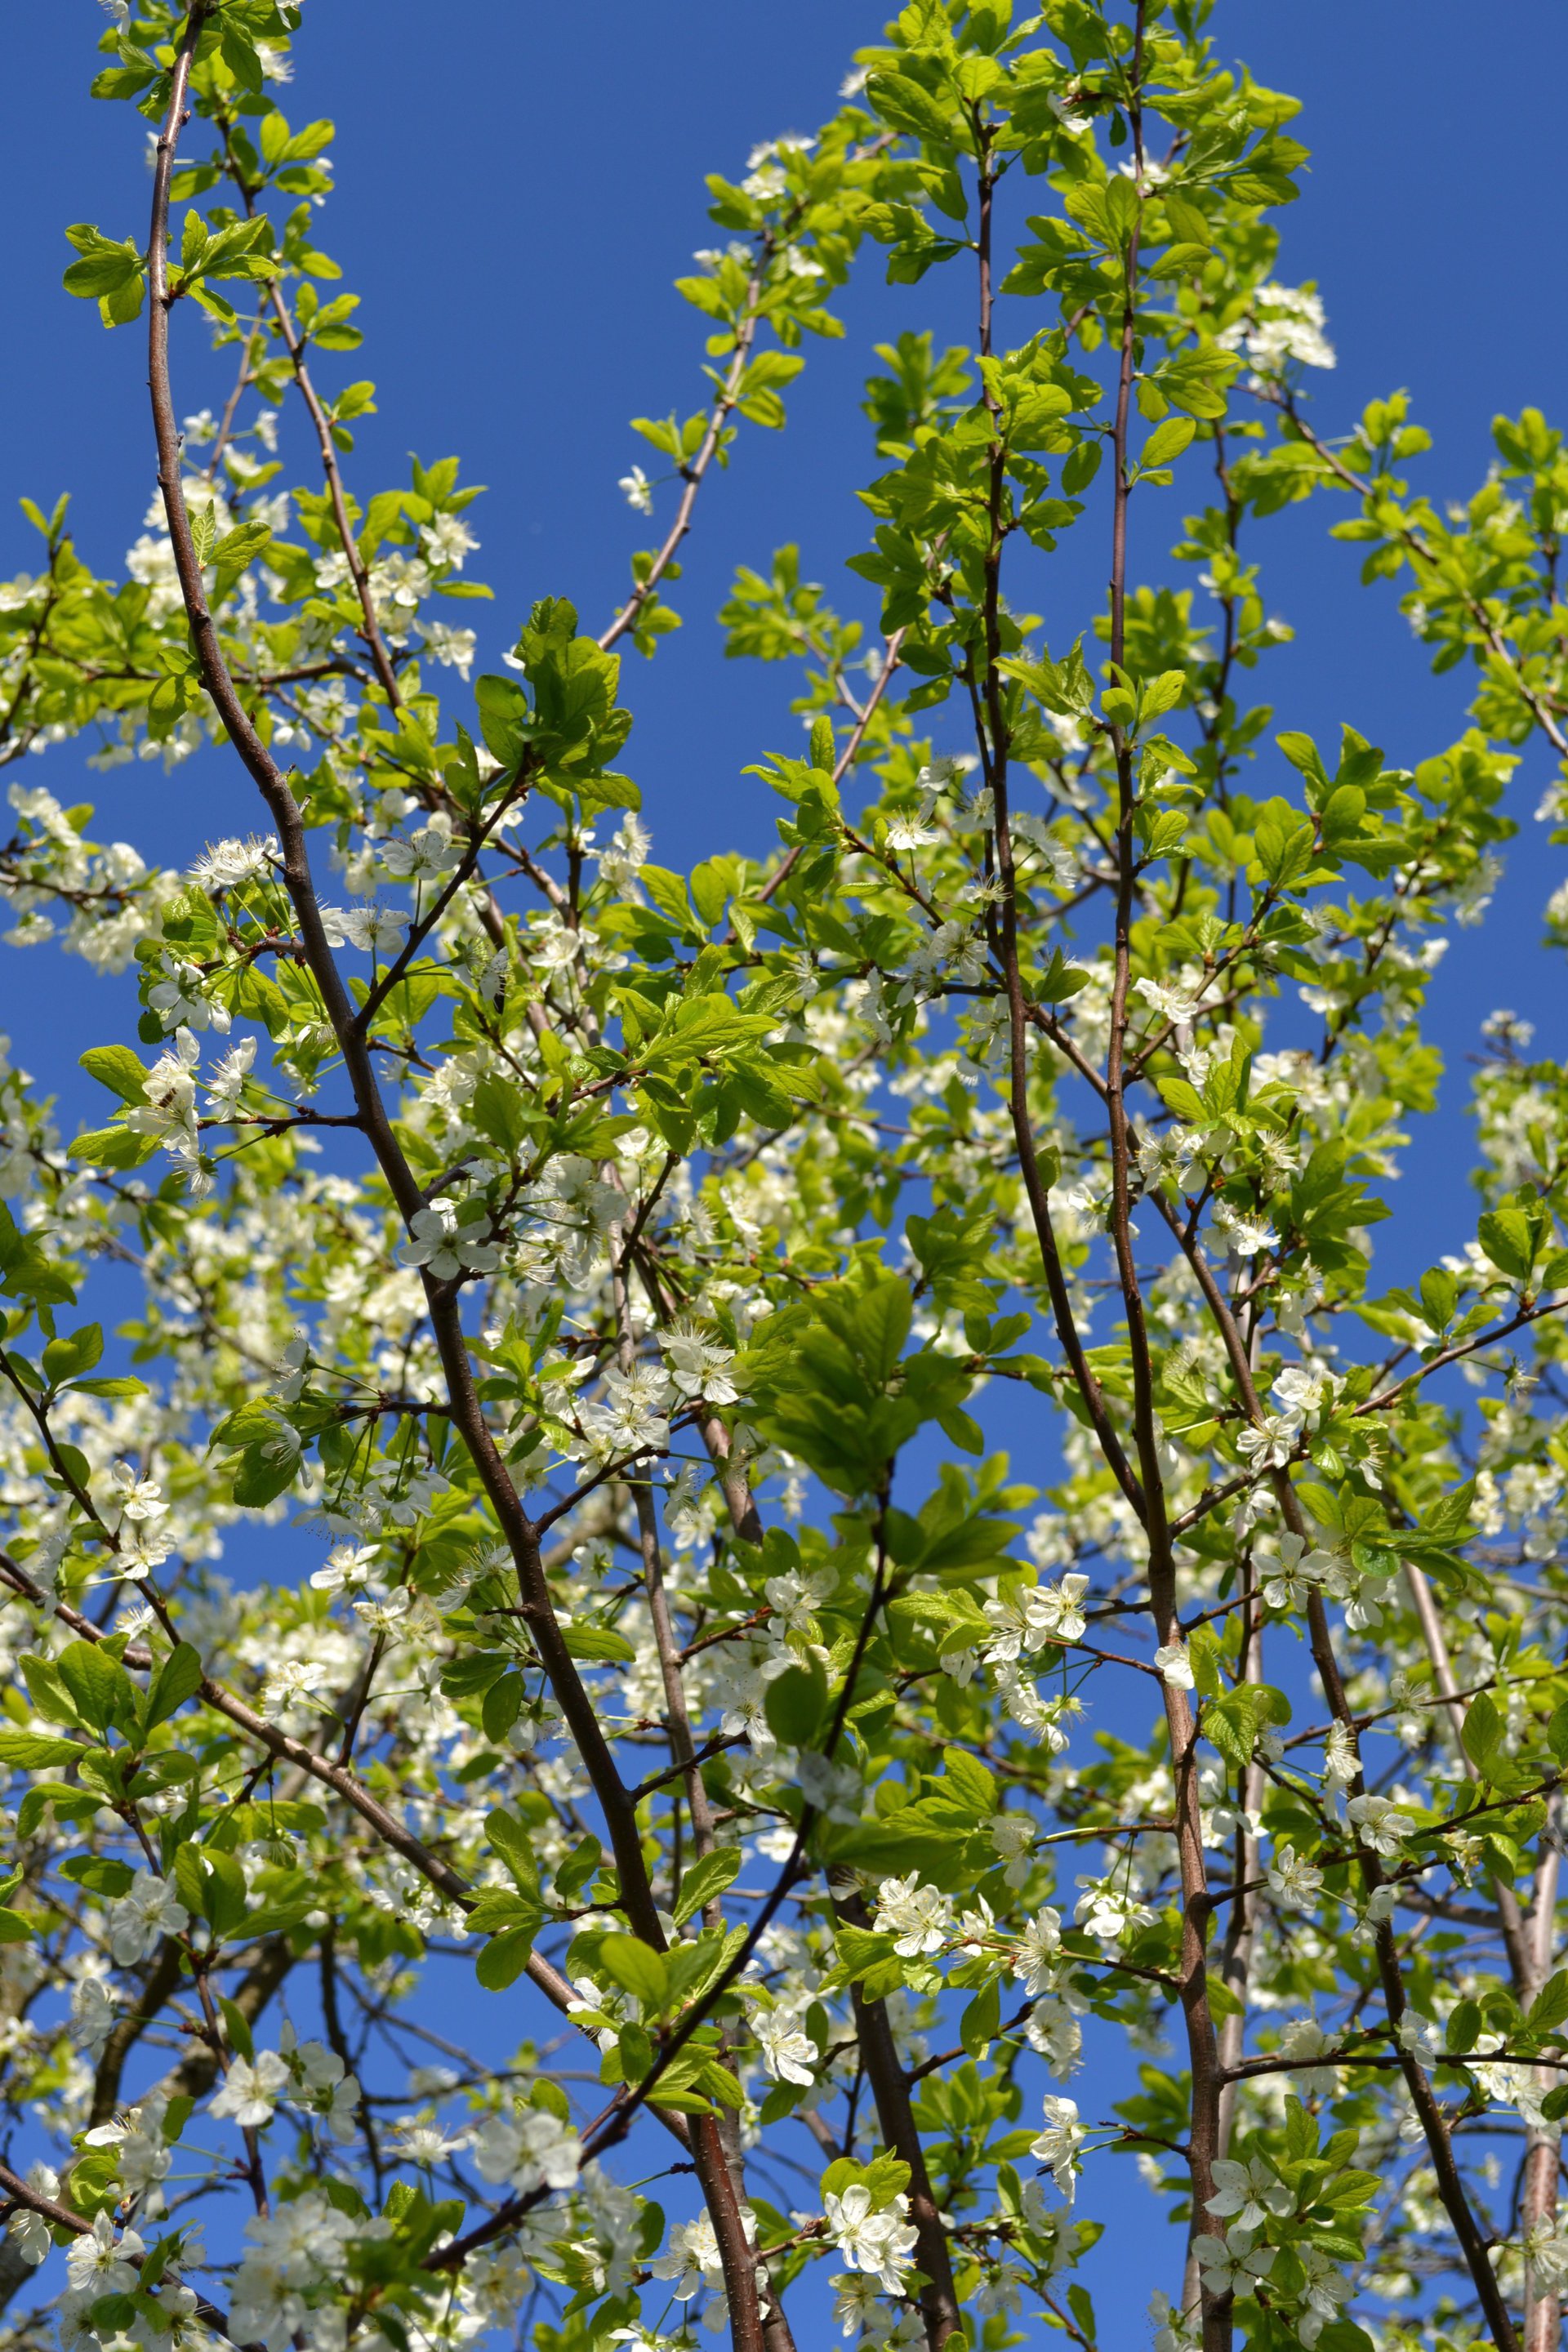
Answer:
[2,5,1566,2341]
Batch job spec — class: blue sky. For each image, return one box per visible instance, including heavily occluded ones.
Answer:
[2,3,1566,2342]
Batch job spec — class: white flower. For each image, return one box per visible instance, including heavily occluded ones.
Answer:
[1154,1640,1195,1690]
[209,2049,291,2129]
[470,2107,581,2194]
[104,1461,169,1529]
[1027,1997,1084,2084]
[1272,1363,1330,1420]
[1023,1572,1089,1646]
[1217,282,1336,383]
[660,1317,739,1404]
[1031,2096,1085,2199]
[989,1810,1036,1888]
[205,1035,256,1118]
[310,1542,381,1596]
[1075,1878,1153,1947]
[105,1872,189,1966]
[261,1658,329,1718]
[1149,2287,1200,2352]
[398,1199,501,1281]
[123,1027,198,1140]
[1236,1410,1302,1471]
[1013,1907,1063,1995]
[420,513,479,570]
[795,1750,863,1822]
[320,901,409,954]
[831,2270,887,2336]
[6,2167,59,2270]
[1135,976,1205,1026]
[1347,1793,1414,1855]
[1206,2154,1294,2234]
[597,813,650,892]
[1322,1720,1358,1790]
[1265,1842,1322,1912]
[6,2205,51,2268]
[380,822,462,884]
[618,466,654,514]
[149,955,231,1033]
[823,2184,918,2296]
[1278,2016,1339,2096]
[650,2209,724,2299]
[1193,2226,1276,2296]
[420,621,476,676]
[188,834,276,890]
[1295,2244,1353,2345]
[873,1874,953,1958]
[754,2011,816,2087]
[65,2211,145,2295]
[352,1586,412,1636]
[229,2193,360,2345]
[1220,1214,1280,1258]
[1261,1530,1336,1612]
[885,793,942,852]
[70,1976,118,2058]
[390,2118,466,2166]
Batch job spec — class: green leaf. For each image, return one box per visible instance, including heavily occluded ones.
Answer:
[555,1835,602,1904]
[476,1922,541,1990]
[1478,1207,1536,1282]
[42,1325,103,1385]
[1528,1971,1568,2035]
[470,1076,529,1155]
[1461,1690,1502,1773]
[145,1642,203,1731]
[1141,415,1196,470]
[960,1974,1000,2057]
[79,1045,149,1104]
[68,1125,160,1171]
[60,1854,133,1895]
[1446,1998,1481,2055]
[673,1847,741,1928]
[218,1994,255,2064]
[56,1640,137,1739]
[866,71,956,149]
[764,1660,828,1750]
[0,1731,83,1769]
[174,1845,248,1940]
[481,1671,524,1744]
[560,1622,636,1664]
[640,865,698,936]
[210,520,274,604]
[597,1933,670,2011]
[938,1746,998,1823]
[474,673,529,768]
[487,1809,541,1898]
[231,1441,301,1509]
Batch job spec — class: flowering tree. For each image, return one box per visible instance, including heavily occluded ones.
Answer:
[2,3,1567,2350]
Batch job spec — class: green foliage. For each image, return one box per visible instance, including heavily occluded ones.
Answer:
[0,5,1563,2350]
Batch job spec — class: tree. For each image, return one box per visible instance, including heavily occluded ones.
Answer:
[0,2,1566,2348]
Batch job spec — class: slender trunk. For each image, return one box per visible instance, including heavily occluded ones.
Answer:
[1214,1557,1263,2163]
[1152,1202,1518,2346]
[1408,1565,1557,2346]
[835,1891,963,2349]
[148,23,766,2339]
[636,1474,795,2352]
[1524,1838,1561,2352]
[700,1428,960,2348]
